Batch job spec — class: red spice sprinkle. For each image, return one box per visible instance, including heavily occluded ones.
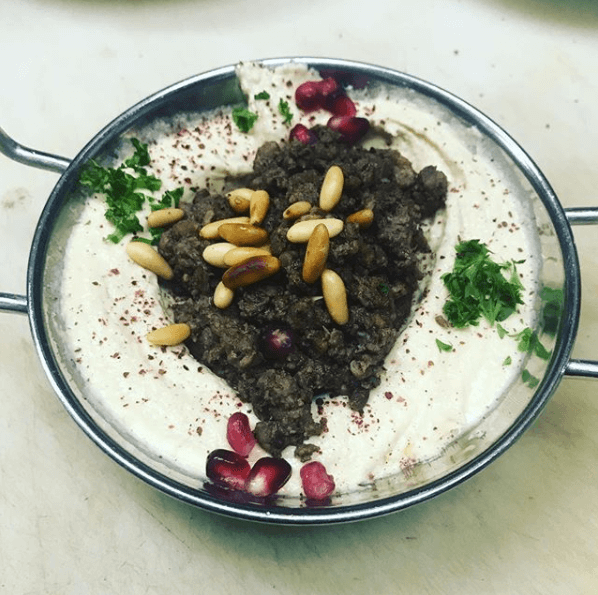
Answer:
[384,391,394,400]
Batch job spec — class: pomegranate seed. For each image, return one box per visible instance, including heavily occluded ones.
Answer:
[261,325,295,359]
[245,457,292,497]
[289,123,318,145]
[226,412,256,457]
[206,449,251,490]
[329,95,357,117]
[295,81,323,112]
[300,461,336,500]
[318,77,343,111]
[327,115,370,144]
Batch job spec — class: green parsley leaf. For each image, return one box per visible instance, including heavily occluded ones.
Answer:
[522,369,540,388]
[442,239,525,328]
[232,107,258,133]
[254,91,270,100]
[435,339,453,352]
[514,327,552,361]
[150,187,184,211]
[539,286,564,336]
[496,323,508,339]
[503,356,512,366]
[278,99,293,124]
[378,282,389,296]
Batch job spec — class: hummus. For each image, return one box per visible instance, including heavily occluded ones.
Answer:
[60,62,541,498]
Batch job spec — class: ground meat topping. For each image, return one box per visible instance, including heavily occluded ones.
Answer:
[158,125,447,457]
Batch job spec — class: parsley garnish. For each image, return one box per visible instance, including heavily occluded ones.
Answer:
[503,356,512,366]
[442,239,524,328]
[254,91,270,100]
[522,369,540,388]
[79,138,183,244]
[435,339,453,352]
[278,99,293,124]
[232,107,258,133]
[514,327,552,360]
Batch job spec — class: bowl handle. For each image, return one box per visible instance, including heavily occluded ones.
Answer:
[0,126,70,173]
[564,208,598,378]
[0,293,28,315]
[0,128,71,315]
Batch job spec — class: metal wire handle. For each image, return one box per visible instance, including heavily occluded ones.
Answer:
[0,126,70,174]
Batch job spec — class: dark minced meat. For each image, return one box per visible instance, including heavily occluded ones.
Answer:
[158,125,447,457]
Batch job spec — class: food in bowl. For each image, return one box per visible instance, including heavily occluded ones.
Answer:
[63,61,544,501]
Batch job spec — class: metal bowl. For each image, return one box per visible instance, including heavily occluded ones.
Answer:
[1,57,597,524]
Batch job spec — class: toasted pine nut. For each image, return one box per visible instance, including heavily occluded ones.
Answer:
[147,207,184,228]
[249,190,270,225]
[147,323,191,346]
[302,223,330,284]
[202,242,236,268]
[227,188,253,213]
[126,241,174,280]
[287,218,344,243]
[218,222,269,246]
[227,188,254,200]
[319,165,344,211]
[347,208,374,228]
[199,216,250,239]
[223,246,272,267]
[222,255,281,290]
[213,281,234,309]
[283,201,311,220]
[321,269,349,325]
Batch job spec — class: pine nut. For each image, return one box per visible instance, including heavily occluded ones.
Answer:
[227,188,253,213]
[347,208,374,228]
[319,165,344,211]
[126,241,174,280]
[321,269,349,325]
[222,255,281,290]
[302,223,329,284]
[147,207,184,228]
[218,222,269,246]
[287,218,343,243]
[146,323,191,346]
[283,201,312,220]
[199,216,250,239]
[213,281,234,309]
[249,190,270,225]
[202,242,236,268]
[223,245,272,267]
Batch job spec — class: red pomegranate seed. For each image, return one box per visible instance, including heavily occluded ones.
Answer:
[300,461,336,500]
[295,81,323,112]
[206,449,251,490]
[327,115,370,144]
[329,95,357,117]
[245,457,292,497]
[226,412,256,457]
[289,123,318,145]
[318,77,343,110]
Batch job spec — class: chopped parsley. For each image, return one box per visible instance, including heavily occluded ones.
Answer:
[79,138,183,244]
[514,327,552,361]
[278,99,293,124]
[522,369,540,388]
[503,356,512,366]
[254,91,270,100]
[435,339,453,352]
[232,107,258,132]
[539,286,564,336]
[442,239,524,328]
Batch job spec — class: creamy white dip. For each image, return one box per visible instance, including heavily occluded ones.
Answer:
[60,62,541,498]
